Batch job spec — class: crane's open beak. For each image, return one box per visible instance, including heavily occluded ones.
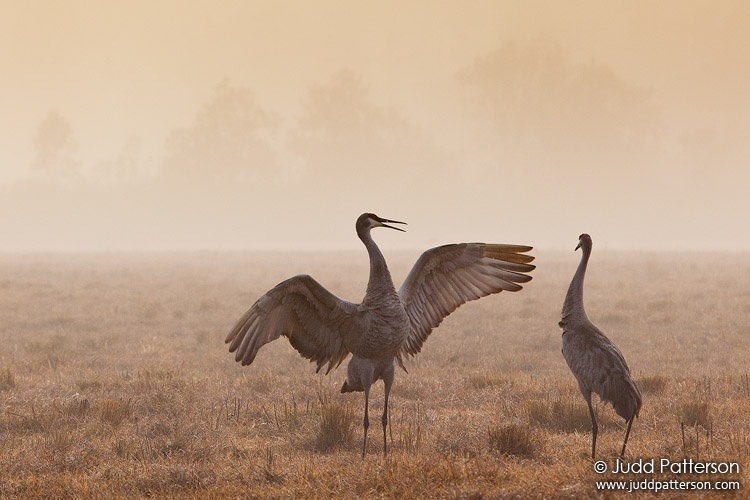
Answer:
[380,218,407,232]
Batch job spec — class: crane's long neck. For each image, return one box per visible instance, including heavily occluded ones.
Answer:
[359,228,397,304]
[561,244,591,326]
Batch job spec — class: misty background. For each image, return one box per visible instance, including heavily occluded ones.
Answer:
[2,1,748,252]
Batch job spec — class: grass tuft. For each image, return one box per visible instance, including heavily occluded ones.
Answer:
[488,423,542,458]
[61,397,90,419]
[396,404,423,454]
[681,400,711,427]
[0,368,16,391]
[99,398,131,427]
[467,370,512,390]
[315,401,355,452]
[261,447,285,484]
[637,374,668,394]
[527,398,591,432]
[76,379,102,391]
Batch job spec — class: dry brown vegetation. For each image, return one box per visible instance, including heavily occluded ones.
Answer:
[0,250,748,498]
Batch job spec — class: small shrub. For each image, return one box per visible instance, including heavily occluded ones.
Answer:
[437,433,481,458]
[466,370,512,390]
[99,398,131,427]
[527,398,591,432]
[159,439,187,457]
[25,333,68,355]
[112,437,132,458]
[61,397,90,419]
[138,300,164,320]
[7,405,49,433]
[45,429,73,456]
[398,420,422,453]
[488,423,541,457]
[315,402,355,452]
[261,447,285,484]
[229,444,249,459]
[75,379,102,391]
[681,400,711,427]
[0,368,16,391]
[270,399,307,429]
[251,371,276,394]
[638,374,668,394]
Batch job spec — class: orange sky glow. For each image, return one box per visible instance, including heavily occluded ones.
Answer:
[1,1,748,251]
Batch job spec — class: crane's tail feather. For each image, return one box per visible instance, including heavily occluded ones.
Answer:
[341,380,364,393]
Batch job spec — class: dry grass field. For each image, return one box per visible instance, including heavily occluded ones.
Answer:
[0,249,748,498]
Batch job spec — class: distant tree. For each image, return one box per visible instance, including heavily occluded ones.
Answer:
[161,80,277,188]
[290,69,420,179]
[288,69,466,217]
[30,109,80,182]
[458,40,655,173]
[114,135,141,182]
[92,136,141,185]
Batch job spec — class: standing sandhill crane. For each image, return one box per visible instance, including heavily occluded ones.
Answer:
[560,233,642,459]
[226,213,535,457]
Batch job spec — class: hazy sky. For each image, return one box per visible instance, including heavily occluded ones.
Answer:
[2,1,748,251]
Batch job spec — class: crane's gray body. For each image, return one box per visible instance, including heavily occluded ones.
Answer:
[560,233,642,458]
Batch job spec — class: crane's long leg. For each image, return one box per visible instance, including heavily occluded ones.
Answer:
[620,416,635,458]
[381,363,395,457]
[362,386,370,459]
[584,392,598,459]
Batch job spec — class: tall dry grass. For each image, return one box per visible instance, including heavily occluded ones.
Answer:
[0,250,748,497]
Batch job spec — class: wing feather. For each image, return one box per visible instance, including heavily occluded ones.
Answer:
[225,274,360,374]
[398,243,535,357]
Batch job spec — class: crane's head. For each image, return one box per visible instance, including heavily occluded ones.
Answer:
[356,213,407,234]
[575,233,592,251]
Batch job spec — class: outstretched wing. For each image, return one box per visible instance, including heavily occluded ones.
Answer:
[398,243,535,357]
[225,274,361,374]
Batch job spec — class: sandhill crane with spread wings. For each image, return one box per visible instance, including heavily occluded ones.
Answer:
[560,233,642,459]
[226,213,535,457]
